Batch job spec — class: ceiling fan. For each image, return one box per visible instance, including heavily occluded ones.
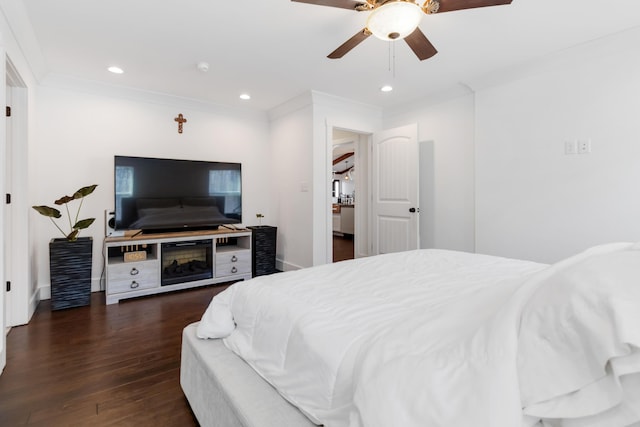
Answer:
[292,0,513,61]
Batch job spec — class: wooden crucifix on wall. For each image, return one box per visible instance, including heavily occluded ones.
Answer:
[174,113,187,134]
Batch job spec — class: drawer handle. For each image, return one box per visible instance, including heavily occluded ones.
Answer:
[231,266,237,274]
[130,281,140,289]
[130,267,139,276]
[231,255,238,262]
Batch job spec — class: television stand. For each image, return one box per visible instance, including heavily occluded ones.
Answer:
[104,229,251,304]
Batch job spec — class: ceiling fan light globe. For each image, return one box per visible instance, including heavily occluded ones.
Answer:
[366,1,422,41]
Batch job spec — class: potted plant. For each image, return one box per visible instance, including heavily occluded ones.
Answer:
[32,184,98,310]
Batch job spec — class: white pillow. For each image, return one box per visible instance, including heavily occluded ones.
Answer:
[518,247,640,425]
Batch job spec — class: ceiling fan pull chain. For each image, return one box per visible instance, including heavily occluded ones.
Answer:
[387,41,397,78]
[393,41,396,79]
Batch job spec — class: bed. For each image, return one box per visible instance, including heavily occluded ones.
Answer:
[181,243,640,427]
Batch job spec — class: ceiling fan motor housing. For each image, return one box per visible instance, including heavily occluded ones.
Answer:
[366,0,424,41]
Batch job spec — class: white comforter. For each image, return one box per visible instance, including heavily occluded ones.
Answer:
[197,244,640,427]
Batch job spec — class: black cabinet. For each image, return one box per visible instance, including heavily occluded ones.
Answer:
[248,226,277,277]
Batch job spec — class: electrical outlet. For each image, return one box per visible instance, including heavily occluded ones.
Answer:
[578,139,591,154]
[564,140,577,155]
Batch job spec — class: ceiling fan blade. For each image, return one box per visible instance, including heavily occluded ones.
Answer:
[291,0,365,11]
[435,0,512,13]
[328,29,371,59]
[404,28,438,61]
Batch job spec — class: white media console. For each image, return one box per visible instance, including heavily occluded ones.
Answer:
[104,229,252,304]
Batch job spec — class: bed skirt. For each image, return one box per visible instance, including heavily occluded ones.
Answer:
[180,322,317,427]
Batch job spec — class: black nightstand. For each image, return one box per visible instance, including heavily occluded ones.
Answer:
[248,226,277,277]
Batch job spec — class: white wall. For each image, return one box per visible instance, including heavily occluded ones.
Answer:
[418,140,435,249]
[383,93,476,252]
[269,93,314,270]
[475,29,640,263]
[32,81,272,297]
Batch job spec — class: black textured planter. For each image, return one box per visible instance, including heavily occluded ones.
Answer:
[248,226,277,277]
[49,237,93,310]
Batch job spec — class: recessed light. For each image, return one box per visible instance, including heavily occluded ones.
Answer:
[108,66,124,74]
[380,85,393,92]
[239,93,251,100]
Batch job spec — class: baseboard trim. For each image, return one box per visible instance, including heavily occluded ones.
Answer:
[276,258,303,272]
[28,290,40,323]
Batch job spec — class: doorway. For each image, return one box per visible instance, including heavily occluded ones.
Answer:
[332,138,354,262]
[330,128,370,263]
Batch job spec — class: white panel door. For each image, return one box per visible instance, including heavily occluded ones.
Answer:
[372,124,419,254]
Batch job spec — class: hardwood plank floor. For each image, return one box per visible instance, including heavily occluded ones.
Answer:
[0,285,230,426]
[333,234,354,262]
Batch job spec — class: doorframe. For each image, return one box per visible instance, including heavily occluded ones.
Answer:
[0,49,6,375]
[4,63,12,331]
[325,123,373,264]
[4,57,31,327]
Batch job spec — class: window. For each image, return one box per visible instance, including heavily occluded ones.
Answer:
[115,166,134,196]
[209,170,241,195]
[115,166,134,219]
[332,179,340,197]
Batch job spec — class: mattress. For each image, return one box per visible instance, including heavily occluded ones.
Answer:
[180,322,316,427]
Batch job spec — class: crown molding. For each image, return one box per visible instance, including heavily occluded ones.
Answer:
[465,25,640,93]
[0,1,48,82]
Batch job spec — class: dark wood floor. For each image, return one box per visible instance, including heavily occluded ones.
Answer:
[333,234,354,262]
[0,285,230,426]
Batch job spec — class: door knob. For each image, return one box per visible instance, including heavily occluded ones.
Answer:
[409,207,418,213]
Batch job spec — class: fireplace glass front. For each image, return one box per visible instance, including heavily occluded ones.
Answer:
[161,239,213,286]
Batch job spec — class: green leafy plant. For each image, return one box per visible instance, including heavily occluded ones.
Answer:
[32,184,98,241]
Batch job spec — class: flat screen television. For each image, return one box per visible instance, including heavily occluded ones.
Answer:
[114,155,242,233]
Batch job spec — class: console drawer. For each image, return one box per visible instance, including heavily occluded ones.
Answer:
[107,262,158,294]
[108,277,158,294]
[216,250,251,277]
